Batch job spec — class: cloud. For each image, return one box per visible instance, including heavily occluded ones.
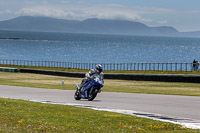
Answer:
[0,10,12,14]
[16,6,74,18]
[15,2,154,22]
[14,1,200,25]
[157,20,168,24]
[134,6,176,15]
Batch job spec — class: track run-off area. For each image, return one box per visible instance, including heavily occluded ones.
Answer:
[0,85,200,129]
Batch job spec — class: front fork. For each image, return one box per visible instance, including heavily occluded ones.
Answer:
[83,83,93,98]
[76,83,91,98]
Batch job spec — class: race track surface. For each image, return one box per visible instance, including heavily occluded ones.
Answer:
[0,85,200,128]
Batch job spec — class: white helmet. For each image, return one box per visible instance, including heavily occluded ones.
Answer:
[95,64,103,73]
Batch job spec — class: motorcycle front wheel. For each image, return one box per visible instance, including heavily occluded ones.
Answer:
[88,89,98,101]
[74,90,81,100]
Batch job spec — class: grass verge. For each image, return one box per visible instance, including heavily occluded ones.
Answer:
[0,72,200,96]
[0,98,198,132]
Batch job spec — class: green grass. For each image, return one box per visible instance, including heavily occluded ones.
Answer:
[0,72,200,96]
[0,98,198,132]
[1,64,200,75]
[0,69,199,132]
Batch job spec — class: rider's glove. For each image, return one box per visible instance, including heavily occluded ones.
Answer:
[85,73,90,78]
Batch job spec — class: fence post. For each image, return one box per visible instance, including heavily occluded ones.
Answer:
[83,63,85,69]
[175,63,177,71]
[149,63,151,71]
[180,63,182,71]
[166,63,168,71]
[185,63,187,71]
[171,63,173,71]
[136,63,138,71]
[106,63,108,71]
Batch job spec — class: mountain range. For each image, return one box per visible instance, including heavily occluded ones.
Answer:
[0,16,200,38]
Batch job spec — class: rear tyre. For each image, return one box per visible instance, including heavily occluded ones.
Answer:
[74,90,81,100]
[88,89,97,101]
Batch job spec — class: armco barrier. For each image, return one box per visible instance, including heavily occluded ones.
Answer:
[104,73,200,83]
[19,68,200,83]
[0,67,19,72]
[20,68,85,78]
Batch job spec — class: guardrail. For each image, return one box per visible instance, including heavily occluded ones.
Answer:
[20,68,200,83]
[0,59,197,71]
[0,67,19,72]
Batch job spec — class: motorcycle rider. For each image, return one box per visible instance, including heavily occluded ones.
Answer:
[78,64,104,97]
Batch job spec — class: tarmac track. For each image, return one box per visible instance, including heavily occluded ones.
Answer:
[0,85,200,129]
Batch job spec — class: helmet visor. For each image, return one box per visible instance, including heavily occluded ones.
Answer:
[98,68,102,73]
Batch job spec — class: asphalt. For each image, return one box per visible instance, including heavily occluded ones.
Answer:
[0,85,200,128]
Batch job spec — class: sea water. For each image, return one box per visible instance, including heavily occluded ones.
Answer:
[0,30,200,63]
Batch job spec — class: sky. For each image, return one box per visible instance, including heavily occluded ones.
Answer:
[0,0,200,32]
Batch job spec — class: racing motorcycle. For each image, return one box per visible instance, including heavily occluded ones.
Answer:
[74,77,104,101]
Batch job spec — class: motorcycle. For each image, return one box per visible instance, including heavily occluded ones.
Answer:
[74,77,104,101]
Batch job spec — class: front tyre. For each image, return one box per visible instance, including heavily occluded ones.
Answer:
[88,89,98,101]
[74,90,81,100]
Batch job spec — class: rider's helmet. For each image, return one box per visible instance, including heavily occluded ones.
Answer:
[95,64,103,73]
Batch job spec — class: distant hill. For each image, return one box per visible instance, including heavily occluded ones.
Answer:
[0,16,199,37]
